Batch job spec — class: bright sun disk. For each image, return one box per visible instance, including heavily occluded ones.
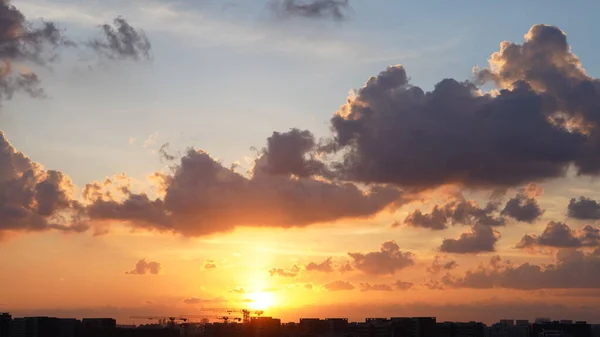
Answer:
[246,291,276,310]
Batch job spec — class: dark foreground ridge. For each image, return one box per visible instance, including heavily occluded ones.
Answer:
[1,313,600,337]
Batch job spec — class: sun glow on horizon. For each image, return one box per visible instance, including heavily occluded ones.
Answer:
[246,291,277,311]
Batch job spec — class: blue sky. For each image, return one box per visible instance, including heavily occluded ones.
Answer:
[4,0,600,188]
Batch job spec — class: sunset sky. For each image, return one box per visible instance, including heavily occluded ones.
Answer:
[3,0,600,326]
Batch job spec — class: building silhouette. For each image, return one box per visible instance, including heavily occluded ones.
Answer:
[0,313,599,337]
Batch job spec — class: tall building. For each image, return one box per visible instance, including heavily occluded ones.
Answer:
[324,318,348,337]
[11,317,61,337]
[436,321,485,337]
[0,313,11,337]
[390,317,436,337]
[247,317,281,337]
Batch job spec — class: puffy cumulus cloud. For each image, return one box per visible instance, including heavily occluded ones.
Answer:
[85,149,401,236]
[348,241,414,275]
[327,24,600,190]
[268,0,350,21]
[393,280,414,290]
[255,129,329,178]
[501,184,544,223]
[204,259,217,269]
[516,221,600,249]
[404,195,504,231]
[305,257,334,272]
[0,132,86,235]
[125,259,161,275]
[440,224,500,254]
[444,250,600,289]
[427,256,457,274]
[88,17,151,61]
[359,283,393,292]
[324,280,354,291]
[568,197,600,220]
[269,265,300,278]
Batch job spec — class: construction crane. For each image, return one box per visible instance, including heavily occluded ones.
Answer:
[190,308,264,324]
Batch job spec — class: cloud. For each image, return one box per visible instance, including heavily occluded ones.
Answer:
[568,197,600,220]
[0,131,87,235]
[444,250,600,290]
[516,222,600,249]
[404,195,504,231]
[501,184,544,223]
[348,241,414,275]
[338,261,353,273]
[305,257,334,272]
[326,24,600,190]
[0,1,150,104]
[268,0,351,21]
[256,129,330,178]
[204,259,217,269]
[359,283,393,292]
[183,296,227,304]
[125,259,161,275]
[87,16,151,61]
[324,280,354,291]
[269,265,300,277]
[182,298,202,304]
[85,148,401,236]
[393,280,414,291]
[0,0,72,101]
[427,256,458,274]
[440,224,500,254]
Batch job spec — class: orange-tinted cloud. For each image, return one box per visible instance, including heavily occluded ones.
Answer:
[348,241,414,275]
[85,148,401,236]
[125,259,161,275]
[324,280,354,291]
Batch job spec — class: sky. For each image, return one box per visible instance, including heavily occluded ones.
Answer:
[2,0,600,326]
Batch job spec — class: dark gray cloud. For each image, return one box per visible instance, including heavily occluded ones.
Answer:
[0,131,86,235]
[359,283,393,292]
[348,241,414,275]
[125,259,161,275]
[404,196,504,231]
[269,265,300,277]
[516,221,600,249]
[324,280,354,291]
[255,129,330,178]
[88,17,151,61]
[444,250,600,289]
[0,1,149,103]
[0,0,72,100]
[85,148,402,236]
[501,184,544,223]
[305,257,334,272]
[440,224,500,254]
[268,0,351,21]
[568,197,600,220]
[326,24,600,190]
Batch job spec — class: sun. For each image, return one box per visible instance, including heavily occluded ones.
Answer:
[246,291,276,311]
